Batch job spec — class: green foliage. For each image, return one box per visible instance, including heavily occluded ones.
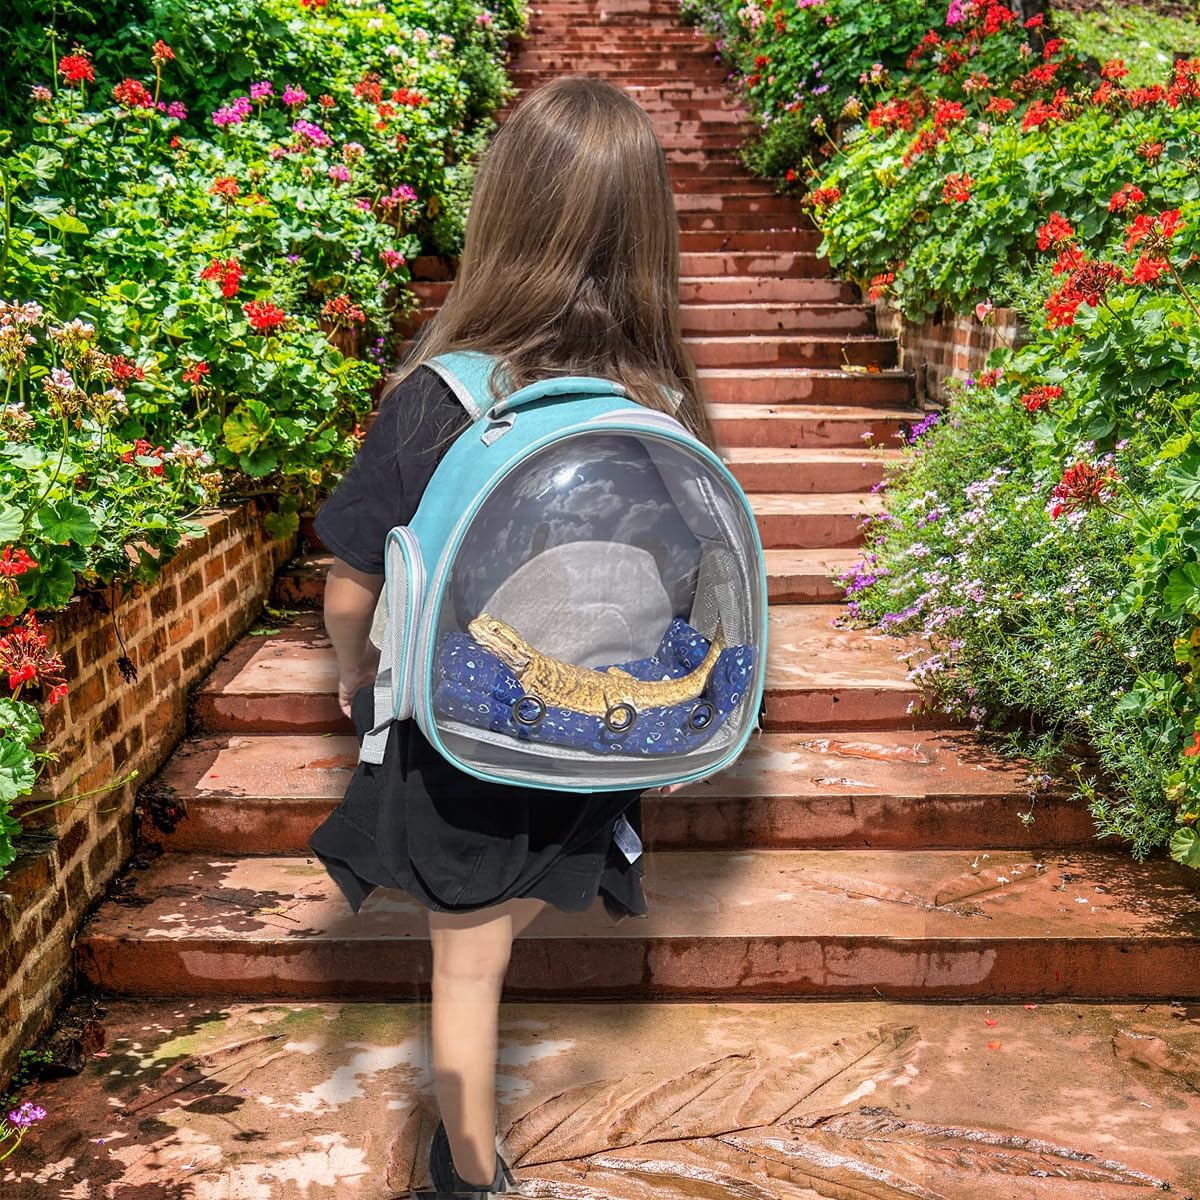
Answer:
[845,201,1200,866]
[680,0,938,181]
[0,0,524,879]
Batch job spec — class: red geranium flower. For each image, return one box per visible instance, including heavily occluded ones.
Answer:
[0,547,37,579]
[1100,59,1129,80]
[209,175,240,201]
[1108,183,1145,213]
[807,187,841,208]
[152,39,175,65]
[0,612,67,700]
[200,256,244,298]
[1125,209,1184,254]
[58,52,95,86]
[867,271,895,302]
[942,172,973,204]
[182,361,210,385]
[107,355,144,385]
[1037,212,1075,251]
[1049,461,1118,519]
[1020,385,1061,413]
[1137,141,1164,162]
[244,300,288,333]
[112,78,154,109]
[321,294,366,326]
[1130,255,1170,285]
[1045,286,1081,328]
[985,96,1016,115]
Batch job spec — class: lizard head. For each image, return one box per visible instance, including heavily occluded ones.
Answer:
[468,613,532,673]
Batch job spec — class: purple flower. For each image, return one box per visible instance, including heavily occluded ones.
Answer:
[906,411,940,444]
[8,1103,47,1128]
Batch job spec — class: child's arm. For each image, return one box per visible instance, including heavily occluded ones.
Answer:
[324,558,384,718]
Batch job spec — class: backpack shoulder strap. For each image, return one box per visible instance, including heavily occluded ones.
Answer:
[422,350,510,421]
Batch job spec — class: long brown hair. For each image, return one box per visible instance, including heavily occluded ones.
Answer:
[387,74,714,447]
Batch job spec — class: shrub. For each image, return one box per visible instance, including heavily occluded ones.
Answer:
[846,194,1200,868]
[0,0,524,878]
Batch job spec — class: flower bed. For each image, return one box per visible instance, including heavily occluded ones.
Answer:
[692,0,1200,870]
[0,0,524,883]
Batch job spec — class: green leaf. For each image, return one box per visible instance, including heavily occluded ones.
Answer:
[0,508,25,542]
[31,499,98,547]
[1169,826,1200,869]
[223,399,275,454]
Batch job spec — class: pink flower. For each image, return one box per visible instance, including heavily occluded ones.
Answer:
[381,249,406,271]
[282,85,308,106]
[975,300,994,323]
[250,80,274,101]
[328,163,351,183]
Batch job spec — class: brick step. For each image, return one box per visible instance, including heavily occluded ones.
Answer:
[408,273,851,309]
[710,403,915,449]
[671,194,798,215]
[519,25,715,40]
[35,996,1200,1195]
[765,547,856,602]
[679,251,824,277]
[725,446,897,492]
[675,212,816,235]
[73,847,1200,1000]
[499,98,747,137]
[676,229,821,253]
[680,276,857,304]
[671,176,777,196]
[273,546,857,609]
[512,75,733,93]
[395,338,897,376]
[690,336,898,370]
[752,493,879,550]
[190,606,926,737]
[154,729,1099,855]
[700,367,912,407]
[512,52,722,70]
[681,302,873,334]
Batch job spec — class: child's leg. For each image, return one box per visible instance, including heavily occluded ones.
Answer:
[427,895,548,1185]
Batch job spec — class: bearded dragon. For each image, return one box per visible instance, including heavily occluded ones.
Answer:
[467,613,724,716]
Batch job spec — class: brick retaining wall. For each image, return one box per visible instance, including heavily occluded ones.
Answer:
[0,499,295,1089]
[875,302,1024,404]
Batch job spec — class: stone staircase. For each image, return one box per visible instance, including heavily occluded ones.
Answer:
[41,2,1200,1195]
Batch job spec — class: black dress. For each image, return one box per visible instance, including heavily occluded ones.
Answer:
[307,364,649,921]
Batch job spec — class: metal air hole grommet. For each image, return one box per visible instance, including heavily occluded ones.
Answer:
[604,702,637,734]
[512,695,547,727]
[688,701,715,732]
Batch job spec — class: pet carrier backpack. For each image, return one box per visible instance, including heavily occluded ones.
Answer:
[358,349,768,793]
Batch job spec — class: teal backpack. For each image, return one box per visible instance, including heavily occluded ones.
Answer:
[360,349,768,797]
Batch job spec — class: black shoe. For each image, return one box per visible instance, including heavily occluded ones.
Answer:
[428,1117,515,1195]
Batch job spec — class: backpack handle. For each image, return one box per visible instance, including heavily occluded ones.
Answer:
[484,375,629,421]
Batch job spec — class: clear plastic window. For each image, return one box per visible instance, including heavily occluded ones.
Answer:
[426,430,764,788]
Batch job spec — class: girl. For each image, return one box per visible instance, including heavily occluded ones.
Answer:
[308,75,715,1195]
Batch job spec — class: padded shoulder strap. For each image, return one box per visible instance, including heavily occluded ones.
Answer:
[423,351,510,421]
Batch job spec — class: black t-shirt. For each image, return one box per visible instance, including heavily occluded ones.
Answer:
[314,365,465,573]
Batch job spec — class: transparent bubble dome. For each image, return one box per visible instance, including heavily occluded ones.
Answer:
[425,430,766,789]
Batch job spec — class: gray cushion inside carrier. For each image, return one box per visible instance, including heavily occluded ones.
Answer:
[479,539,672,667]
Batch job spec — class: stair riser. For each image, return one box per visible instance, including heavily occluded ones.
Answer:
[671,178,777,196]
[756,511,866,550]
[703,374,911,407]
[690,340,897,370]
[674,195,799,214]
[158,792,1105,855]
[404,277,859,304]
[729,458,886,493]
[677,230,821,252]
[681,305,873,333]
[769,566,847,603]
[680,252,823,276]
[676,215,814,234]
[711,413,910,448]
[191,674,911,735]
[74,937,1197,1001]
[681,278,856,304]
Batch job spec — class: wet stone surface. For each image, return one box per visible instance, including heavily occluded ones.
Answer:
[3,999,1199,1199]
